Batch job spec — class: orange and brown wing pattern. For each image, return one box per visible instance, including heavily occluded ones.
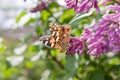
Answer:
[39,22,71,51]
[59,25,71,51]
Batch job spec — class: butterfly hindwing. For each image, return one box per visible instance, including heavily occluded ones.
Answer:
[39,36,51,46]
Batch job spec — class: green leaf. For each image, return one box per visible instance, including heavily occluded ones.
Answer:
[27,45,39,52]
[71,28,83,36]
[49,2,59,10]
[69,9,94,24]
[35,26,43,37]
[24,18,35,26]
[25,61,33,69]
[23,32,32,42]
[64,54,79,76]
[41,11,50,21]
[86,69,105,80]
[46,61,55,70]
[59,10,75,24]
[0,44,6,53]
[16,11,27,23]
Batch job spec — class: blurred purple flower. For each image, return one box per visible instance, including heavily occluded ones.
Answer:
[66,37,85,55]
[65,0,100,13]
[107,4,120,12]
[30,1,48,12]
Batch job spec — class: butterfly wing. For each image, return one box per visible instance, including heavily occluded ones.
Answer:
[39,36,51,46]
[59,25,70,51]
[49,22,62,36]
[39,22,70,51]
[39,36,63,50]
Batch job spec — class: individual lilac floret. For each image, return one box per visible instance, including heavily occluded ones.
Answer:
[66,37,85,55]
[65,0,100,13]
[80,28,92,41]
[107,4,120,12]
[65,0,78,9]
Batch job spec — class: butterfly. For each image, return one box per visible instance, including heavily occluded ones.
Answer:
[39,22,71,52]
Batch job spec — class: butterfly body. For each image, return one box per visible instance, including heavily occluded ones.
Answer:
[39,22,71,51]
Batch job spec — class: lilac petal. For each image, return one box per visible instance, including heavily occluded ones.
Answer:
[107,4,120,12]
[94,0,100,12]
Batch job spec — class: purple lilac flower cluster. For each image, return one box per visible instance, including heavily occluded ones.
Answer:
[67,5,120,57]
[66,37,85,55]
[87,5,120,57]
[65,0,100,13]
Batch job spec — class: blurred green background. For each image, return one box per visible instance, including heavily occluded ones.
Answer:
[0,0,120,80]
